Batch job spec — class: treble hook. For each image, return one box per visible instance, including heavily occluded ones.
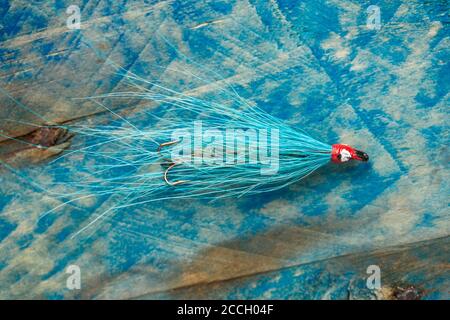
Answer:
[157,140,188,186]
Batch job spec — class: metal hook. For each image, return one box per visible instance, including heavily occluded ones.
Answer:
[157,140,180,153]
[164,162,188,186]
[157,140,188,186]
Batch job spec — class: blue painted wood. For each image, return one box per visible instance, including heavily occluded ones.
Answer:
[0,0,448,299]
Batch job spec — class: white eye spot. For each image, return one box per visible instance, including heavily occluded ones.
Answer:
[340,149,351,162]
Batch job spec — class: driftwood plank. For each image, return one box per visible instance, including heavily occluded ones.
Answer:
[0,0,448,299]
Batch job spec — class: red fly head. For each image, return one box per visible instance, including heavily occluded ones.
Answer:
[331,144,369,163]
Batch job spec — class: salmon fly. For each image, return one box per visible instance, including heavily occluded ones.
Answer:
[0,50,368,236]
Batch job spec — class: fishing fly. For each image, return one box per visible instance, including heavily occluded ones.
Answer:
[0,42,369,236]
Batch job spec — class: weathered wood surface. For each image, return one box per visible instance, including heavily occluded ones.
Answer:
[0,0,448,299]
